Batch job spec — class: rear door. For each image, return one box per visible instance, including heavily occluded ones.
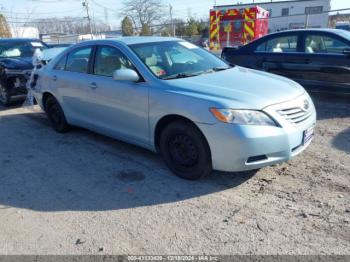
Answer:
[300,31,350,93]
[49,46,94,123]
[251,32,308,80]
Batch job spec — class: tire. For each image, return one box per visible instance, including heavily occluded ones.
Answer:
[159,121,212,180]
[0,80,11,106]
[45,96,69,133]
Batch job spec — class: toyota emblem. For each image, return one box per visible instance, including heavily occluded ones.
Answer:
[303,99,310,111]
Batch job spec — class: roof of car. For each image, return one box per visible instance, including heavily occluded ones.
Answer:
[108,36,181,45]
[267,28,346,36]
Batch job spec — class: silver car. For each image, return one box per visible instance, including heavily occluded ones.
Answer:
[32,37,316,180]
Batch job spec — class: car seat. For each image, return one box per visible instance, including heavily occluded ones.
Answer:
[145,54,166,77]
[273,43,283,53]
[96,55,122,76]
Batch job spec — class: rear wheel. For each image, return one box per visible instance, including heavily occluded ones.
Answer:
[0,80,11,106]
[159,121,212,180]
[45,96,69,133]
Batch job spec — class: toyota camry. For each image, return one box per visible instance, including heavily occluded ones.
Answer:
[32,37,316,180]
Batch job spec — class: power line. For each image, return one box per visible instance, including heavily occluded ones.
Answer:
[89,0,119,13]
[0,9,81,15]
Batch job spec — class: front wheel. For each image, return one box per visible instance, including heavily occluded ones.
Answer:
[45,96,69,133]
[159,121,212,180]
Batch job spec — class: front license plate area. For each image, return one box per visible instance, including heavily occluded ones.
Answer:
[303,126,314,145]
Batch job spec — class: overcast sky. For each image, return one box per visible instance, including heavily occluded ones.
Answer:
[1,0,349,28]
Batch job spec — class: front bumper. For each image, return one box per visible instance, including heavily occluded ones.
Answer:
[3,69,32,96]
[197,95,316,172]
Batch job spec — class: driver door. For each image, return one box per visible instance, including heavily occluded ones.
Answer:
[83,45,149,146]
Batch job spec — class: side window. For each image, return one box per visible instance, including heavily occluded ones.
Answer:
[94,46,134,77]
[256,35,298,53]
[305,35,350,54]
[54,55,67,70]
[256,41,267,52]
[66,47,92,73]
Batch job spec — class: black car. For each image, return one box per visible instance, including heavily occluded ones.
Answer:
[221,29,350,94]
[0,38,48,106]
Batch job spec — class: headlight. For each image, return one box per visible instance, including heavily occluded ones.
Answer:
[210,108,276,126]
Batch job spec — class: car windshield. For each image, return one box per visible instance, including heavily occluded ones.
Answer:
[0,41,47,58]
[336,30,350,41]
[129,41,231,80]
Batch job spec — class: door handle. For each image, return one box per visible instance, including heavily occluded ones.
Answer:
[88,82,98,89]
[52,75,57,81]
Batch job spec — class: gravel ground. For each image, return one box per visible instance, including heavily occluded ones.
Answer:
[0,93,349,255]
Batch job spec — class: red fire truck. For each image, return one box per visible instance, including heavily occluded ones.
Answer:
[209,6,269,51]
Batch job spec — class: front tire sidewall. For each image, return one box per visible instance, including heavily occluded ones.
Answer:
[160,121,212,180]
[45,96,69,133]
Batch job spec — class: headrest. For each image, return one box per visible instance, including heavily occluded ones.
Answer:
[145,54,157,67]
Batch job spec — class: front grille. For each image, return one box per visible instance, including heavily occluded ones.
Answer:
[277,106,313,126]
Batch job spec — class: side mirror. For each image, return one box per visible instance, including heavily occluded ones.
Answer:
[343,48,350,56]
[113,69,140,82]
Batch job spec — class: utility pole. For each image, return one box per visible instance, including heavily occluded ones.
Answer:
[82,0,93,38]
[305,12,309,28]
[104,8,110,30]
[169,4,175,36]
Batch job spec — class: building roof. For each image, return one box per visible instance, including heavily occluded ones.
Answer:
[215,0,329,8]
[0,38,42,42]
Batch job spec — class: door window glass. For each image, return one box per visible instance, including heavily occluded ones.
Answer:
[94,46,134,77]
[256,35,298,53]
[305,35,350,54]
[66,47,92,73]
[54,55,67,70]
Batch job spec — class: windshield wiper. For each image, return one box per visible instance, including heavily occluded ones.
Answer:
[212,66,232,71]
[163,72,201,80]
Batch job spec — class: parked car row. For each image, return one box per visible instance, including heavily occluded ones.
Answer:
[28,37,316,180]
[221,29,350,95]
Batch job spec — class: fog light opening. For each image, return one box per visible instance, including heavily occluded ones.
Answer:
[247,155,268,163]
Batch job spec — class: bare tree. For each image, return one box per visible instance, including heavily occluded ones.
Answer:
[6,7,37,37]
[120,0,166,34]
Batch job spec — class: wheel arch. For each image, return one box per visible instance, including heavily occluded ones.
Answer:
[153,114,211,154]
[42,92,55,112]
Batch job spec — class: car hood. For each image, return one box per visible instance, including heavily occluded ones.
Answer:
[164,66,305,109]
[0,57,33,70]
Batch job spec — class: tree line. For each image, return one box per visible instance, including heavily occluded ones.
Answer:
[1,0,209,37]
[120,0,209,37]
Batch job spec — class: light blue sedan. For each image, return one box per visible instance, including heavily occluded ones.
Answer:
[32,37,316,180]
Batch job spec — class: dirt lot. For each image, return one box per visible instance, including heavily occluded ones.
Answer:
[0,94,349,255]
